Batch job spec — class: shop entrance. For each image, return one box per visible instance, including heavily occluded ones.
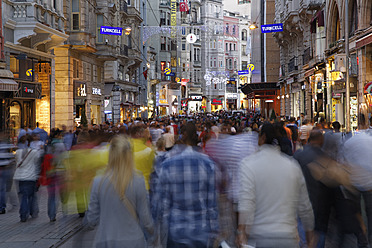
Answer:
[7,99,35,139]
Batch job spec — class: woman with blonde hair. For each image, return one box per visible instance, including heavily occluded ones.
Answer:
[85,135,155,248]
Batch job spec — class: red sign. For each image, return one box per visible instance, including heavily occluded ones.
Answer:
[161,61,166,71]
[211,99,222,105]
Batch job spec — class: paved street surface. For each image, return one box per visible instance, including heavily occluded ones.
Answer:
[0,187,83,248]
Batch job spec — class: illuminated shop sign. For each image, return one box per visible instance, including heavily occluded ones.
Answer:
[74,81,87,98]
[92,88,102,95]
[211,99,222,105]
[100,26,123,36]
[261,23,283,33]
[190,95,202,101]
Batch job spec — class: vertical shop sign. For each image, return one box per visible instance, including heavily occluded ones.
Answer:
[171,0,177,38]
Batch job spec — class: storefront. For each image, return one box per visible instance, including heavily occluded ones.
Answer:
[290,82,301,118]
[226,93,238,110]
[211,98,223,112]
[188,95,203,112]
[91,87,103,125]
[74,81,87,127]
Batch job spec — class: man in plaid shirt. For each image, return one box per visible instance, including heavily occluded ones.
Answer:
[154,122,219,248]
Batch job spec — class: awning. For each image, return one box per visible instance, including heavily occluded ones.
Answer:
[104,83,114,96]
[356,33,372,49]
[0,79,18,91]
[310,10,324,33]
[240,82,279,95]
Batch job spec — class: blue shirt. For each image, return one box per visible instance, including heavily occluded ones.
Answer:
[154,145,219,245]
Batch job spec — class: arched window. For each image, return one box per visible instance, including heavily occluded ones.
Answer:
[242,29,247,41]
[332,8,340,42]
[350,0,358,35]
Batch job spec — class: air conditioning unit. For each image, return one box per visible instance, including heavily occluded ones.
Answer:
[334,54,347,72]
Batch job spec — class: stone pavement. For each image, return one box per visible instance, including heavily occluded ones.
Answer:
[0,186,83,248]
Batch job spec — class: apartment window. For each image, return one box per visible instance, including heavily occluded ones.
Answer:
[242,61,248,70]
[219,60,223,67]
[210,60,213,68]
[167,13,170,25]
[160,11,166,26]
[167,38,171,51]
[233,44,236,51]
[71,0,80,30]
[219,80,223,89]
[234,60,237,69]
[229,59,232,69]
[183,63,186,72]
[96,14,104,43]
[242,45,246,56]
[225,43,228,51]
[161,37,166,51]
[230,43,232,51]
[182,27,186,35]
[182,41,186,51]
[226,24,229,34]
[232,25,236,35]
[214,58,217,68]
[242,29,247,41]
[127,0,131,6]
[73,59,80,78]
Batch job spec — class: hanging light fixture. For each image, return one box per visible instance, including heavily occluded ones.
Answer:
[125,27,132,35]
[249,22,258,30]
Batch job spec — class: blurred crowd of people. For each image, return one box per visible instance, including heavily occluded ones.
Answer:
[0,111,372,248]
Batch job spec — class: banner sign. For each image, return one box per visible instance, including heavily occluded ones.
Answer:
[100,26,123,36]
[238,70,250,75]
[261,23,283,33]
[171,0,177,38]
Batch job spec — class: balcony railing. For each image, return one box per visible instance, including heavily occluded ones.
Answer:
[120,1,128,13]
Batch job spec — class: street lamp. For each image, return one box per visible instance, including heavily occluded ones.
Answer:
[249,23,258,30]
[125,27,132,35]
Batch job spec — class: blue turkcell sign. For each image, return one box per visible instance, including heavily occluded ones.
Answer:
[261,23,283,33]
[168,73,175,76]
[100,26,123,36]
[238,70,250,75]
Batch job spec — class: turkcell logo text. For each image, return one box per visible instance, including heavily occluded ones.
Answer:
[100,26,123,36]
[261,24,283,33]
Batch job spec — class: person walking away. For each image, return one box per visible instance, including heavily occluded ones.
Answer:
[32,122,48,145]
[162,127,175,151]
[299,119,313,146]
[13,136,42,222]
[44,129,67,221]
[85,135,155,247]
[237,123,314,248]
[287,117,299,153]
[0,131,16,214]
[154,122,219,247]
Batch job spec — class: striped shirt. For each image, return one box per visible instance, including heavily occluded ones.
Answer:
[205,132,258,203]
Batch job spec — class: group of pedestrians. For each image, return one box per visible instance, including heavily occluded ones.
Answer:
[0,112,372,248]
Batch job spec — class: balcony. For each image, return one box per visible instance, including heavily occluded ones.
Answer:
[160,0,170,6]
[128,6,143,23]
[8,1,68,50]
[96,43,117,60]
[288,57,298,73]
[119,1,128,14]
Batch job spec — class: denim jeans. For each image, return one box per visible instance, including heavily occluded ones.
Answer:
[47,174,67,220]
[18,181,36,220]
[362,191,372,244]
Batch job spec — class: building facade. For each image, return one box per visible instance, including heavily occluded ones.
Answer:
[1,0,68,137]
[275,0,372,130]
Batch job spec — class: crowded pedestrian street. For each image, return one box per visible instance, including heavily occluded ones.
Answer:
[1,0,372,247]
[1,112,372,248]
